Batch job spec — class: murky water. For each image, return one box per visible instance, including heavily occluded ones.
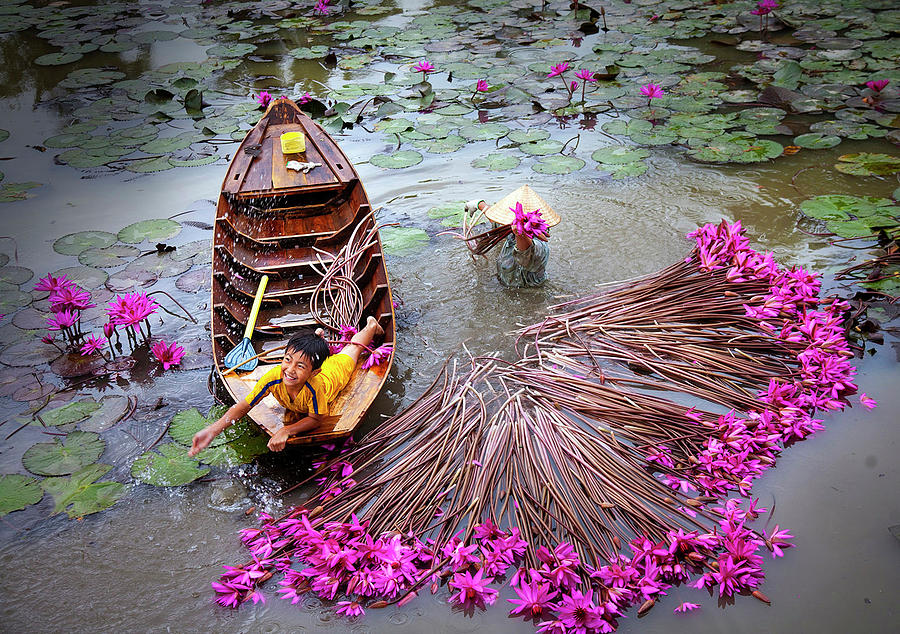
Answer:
[1,1,898,632]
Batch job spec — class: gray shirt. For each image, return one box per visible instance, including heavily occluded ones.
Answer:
[497,233,549,287]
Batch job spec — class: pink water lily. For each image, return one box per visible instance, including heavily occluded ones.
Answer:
[674,601,700,613]
[47,310,79,331]
[107,292,159,329]
[299,91,313,104]
[256,91,273,108]
[865,79,889,92]
[34,273,73,294]
[640,83,665,102]
[448,568,498,609]
[508,577,557,618]
[575,69,595,82]
[859,393,877,409]
[80,334,105,356]
[547,62,570,78]
[151,340,185,370]
[314,0,330,16]
[475,79,489,92]
[361,343,392,370]
[50,284,94,312]
[412,60,435,81]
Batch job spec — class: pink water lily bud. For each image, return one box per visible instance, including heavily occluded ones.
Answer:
[475,79,489,92]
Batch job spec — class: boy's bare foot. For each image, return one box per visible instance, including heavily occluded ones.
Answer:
[366,315,384,337]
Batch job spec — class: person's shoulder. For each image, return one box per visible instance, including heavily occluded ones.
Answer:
[255,365,282,384]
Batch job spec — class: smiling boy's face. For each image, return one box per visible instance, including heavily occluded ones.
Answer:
[281,349,318,388]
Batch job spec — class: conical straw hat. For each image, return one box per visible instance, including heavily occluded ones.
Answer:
[483,185,560,227]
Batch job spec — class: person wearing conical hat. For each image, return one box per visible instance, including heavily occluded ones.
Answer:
[465,185,560,288]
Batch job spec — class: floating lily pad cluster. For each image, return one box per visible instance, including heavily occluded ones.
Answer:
[131,406,268,486]
[2,396,131,518]
[0,211,216,518]
[0,0,894,187]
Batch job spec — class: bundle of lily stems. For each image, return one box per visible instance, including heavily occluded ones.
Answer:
[212,220,866,632]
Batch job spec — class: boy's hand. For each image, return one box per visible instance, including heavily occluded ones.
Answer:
[267,427,290,452]
[189,426,216,457]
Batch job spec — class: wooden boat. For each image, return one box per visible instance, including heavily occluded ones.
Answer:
[211,97,395,445]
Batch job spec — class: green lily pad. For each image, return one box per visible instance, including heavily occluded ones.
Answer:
[800,195,895,221]
[126,157,174,173]
[22,431,105,476]
[41,463,125,518]
[169,406,252,448]
[35,51,83,66]
[370,150,423,169]
[374,118,415,135]
[131,442,210,486]
[206,42,256,58]
[0,181,42,203]
[118,219,181,244]
[793,133,841,149]
[175,267,212,293]
[413,135,466,154]
[0,289,31,311]
[591,146,650,164]
[861,277,900,295]
[78,245,140,268]
[53,265,107,290]
[39,400,101,427]
[289,45,330,59]
[835,153,900,176]
[53,231,118,256]
[196,432,269,467]
[458,123,510,142]
[507,129,550,144]
[139,132,198,154]
[472,153,520,171]
[169,155,220,168]
[106,268,158,292]
[380,226,429,256]
[125,253,192,278]
[0,130,8,143]
[0,265,32,285]
[597,161,649,179]
[519,139,564,156]
[170,239,211,262]
[80,395,130,432]
[532,155,585,175]
[0,474,43,516]
[0,339,61,367]
[825,220,875,238]
[43,132,91,149]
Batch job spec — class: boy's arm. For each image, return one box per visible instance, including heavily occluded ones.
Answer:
[267,413,323,452]
[188,400,252,456]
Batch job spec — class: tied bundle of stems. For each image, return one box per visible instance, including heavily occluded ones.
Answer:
[310,211,389,331]
[216,220,858,627]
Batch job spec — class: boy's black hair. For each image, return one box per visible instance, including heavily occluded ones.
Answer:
[285,331,330,369]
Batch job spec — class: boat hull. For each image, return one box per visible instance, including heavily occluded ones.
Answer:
[211,98,394,445]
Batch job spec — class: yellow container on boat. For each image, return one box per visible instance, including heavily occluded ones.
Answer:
[280,131,306,154]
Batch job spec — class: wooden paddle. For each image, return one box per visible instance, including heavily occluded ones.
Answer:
[224,275,269,372]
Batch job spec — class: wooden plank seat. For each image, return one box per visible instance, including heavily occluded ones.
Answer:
[215,229,338,273]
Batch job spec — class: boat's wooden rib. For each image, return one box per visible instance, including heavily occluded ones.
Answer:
[212,98,395,445]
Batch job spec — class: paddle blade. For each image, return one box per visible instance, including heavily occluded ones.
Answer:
[224,337,258,371]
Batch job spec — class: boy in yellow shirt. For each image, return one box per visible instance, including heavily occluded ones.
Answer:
[189,316,383,454]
